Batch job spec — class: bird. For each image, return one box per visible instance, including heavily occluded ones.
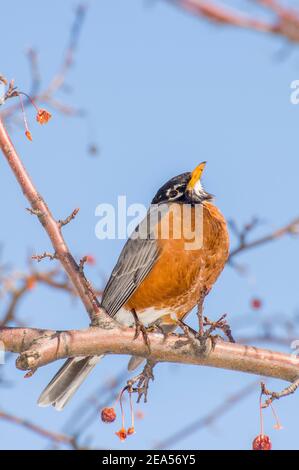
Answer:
[38,162,229,410]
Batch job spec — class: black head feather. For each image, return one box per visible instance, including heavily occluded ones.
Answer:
[151,172,212,205]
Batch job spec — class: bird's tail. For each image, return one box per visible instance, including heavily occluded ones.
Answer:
[37,355,103,410]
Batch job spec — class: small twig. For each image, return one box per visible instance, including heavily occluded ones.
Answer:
[229,216,299,261]
[2,80,18,104]
[79,256,88,274]
[0,75,8,86]
[0,265,99,328]
[261,378,299,408]
[32,252,57,263]
[0,284,28,327]
[26,207,43,217]
[0,409,77,448]
[58,208,80,228]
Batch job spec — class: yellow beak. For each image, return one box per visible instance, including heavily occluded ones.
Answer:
[187,161,206,191]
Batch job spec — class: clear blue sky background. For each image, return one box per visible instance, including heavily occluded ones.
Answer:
[1,0,299,450]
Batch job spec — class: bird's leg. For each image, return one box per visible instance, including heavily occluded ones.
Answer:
[197,287,209,338]
[203,314,235,343]
[131,308,151,354]
[127,359,156,403]
[179,287,213,354]
[198,298,204,338]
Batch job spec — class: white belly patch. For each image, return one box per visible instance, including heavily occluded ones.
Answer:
[115,307,170,327]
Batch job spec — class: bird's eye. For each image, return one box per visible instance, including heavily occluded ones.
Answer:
[168,189,178,198]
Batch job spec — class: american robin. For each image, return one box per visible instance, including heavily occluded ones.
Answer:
[38,162,229,409]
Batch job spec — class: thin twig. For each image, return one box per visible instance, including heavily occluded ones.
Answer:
[0,409,78,448]
[261,378,299,408]
[32,252,57,263]
[58,208,80,228]
[229,217,299,260]
[79,256,88,274]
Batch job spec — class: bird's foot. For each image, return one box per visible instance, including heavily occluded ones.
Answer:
[203,314,235,343]
[131,309,151,354]
[127,359,156,403]
[147,323,172,343]
[178,320,212,357]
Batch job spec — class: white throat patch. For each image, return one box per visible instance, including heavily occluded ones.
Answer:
[193,179,205,197]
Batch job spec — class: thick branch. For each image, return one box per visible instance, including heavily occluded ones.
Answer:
[0,117,107,325]
[1,326,299,385]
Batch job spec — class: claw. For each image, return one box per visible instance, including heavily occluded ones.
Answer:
[203,314,235,343]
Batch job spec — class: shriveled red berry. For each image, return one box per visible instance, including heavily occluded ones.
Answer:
[115,427,127,441]
[252,434,272,450]
[127,427,135,436]
[36,109,52,125]
[251,298,262,310]
[101,407,116,423]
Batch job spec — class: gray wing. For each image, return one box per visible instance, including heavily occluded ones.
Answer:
[101,206,163,317]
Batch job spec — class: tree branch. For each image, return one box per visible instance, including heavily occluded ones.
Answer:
[0,116,107,326]
[1,326,298,386]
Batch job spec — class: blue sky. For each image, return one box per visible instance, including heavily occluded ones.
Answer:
[1,0,299,450]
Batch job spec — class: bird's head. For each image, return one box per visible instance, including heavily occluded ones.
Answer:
[151,162,213,205]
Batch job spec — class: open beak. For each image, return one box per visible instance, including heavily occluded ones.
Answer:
[186,161,206,192]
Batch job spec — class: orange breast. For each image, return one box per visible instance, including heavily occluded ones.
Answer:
[125,201,229,324]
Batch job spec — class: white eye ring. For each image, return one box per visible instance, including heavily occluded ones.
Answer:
[167,188,182,200]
